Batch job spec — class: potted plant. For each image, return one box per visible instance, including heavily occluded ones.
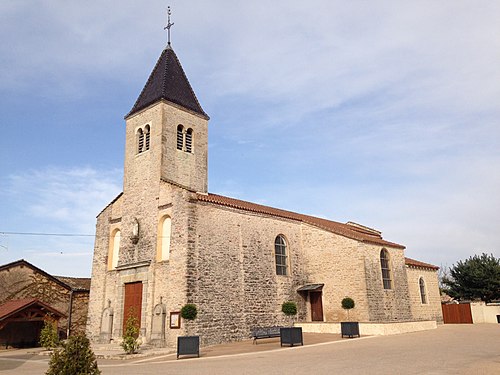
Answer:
[177,303,200,359]
[340,297,360,338]
[280,301,303,346]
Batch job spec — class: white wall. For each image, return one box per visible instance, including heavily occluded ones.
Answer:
[471,302,500,323]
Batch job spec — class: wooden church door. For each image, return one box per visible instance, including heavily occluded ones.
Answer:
[310,292,324,321]
[123,282,143,334]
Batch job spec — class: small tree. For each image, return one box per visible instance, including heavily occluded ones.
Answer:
[341,297,355,321]
[39,314,59,350]
[443,253,500,303]
[180,304,198,321]
[121,312,140,354]
[180,303,198,335]
[281,301,298,326]
[46,335,100,375]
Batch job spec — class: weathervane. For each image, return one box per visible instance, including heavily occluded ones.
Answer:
[164,6,174,47]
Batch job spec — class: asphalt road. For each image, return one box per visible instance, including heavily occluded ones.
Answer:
[1,325,499,374]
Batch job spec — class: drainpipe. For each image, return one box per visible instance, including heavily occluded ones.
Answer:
[67,290,74,338]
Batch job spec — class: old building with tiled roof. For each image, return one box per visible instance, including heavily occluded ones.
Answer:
[0,259,90,347]
[87,36,442,349]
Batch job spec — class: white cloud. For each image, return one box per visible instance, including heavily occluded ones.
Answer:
[0,166,121,276]
[0,1,498,273]
[5,166,121,234]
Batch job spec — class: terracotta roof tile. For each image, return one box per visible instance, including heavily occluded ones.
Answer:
[0,298,66,320]
[405,257,439,270]
[196,193,405,249]
[54,276,91,291]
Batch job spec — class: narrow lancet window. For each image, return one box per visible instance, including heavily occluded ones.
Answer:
[275,235,288,276]
[419,277,427,304]
[380,249,392,289]
[158,216,172,261]
[108,229,121,270]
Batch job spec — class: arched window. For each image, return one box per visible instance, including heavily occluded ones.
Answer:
[137,129,144,154]
[177,125,184,150]
[380,249,392,289]
[144,125,150,151]
[158,216,172,261]
[185,128,193,153]
[108,229,121,270]
[275,235,288,276]
[419,277,427,304]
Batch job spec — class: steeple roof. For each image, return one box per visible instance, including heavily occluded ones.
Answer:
[126,46,209,119]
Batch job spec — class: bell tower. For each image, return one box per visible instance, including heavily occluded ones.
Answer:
[123,44,210,195]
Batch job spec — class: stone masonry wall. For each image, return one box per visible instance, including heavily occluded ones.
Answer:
[188,202,307,346]
[300,225,371,322]
[406,267,443,323]
[70,291,89,335]
[160,102,208,194]
[364,244,413,322]
[0,264,87,338]
[86,203,113,341]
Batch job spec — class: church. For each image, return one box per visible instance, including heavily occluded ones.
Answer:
[86,32,443,348]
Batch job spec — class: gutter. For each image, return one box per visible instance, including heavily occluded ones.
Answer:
[66,290,74,338]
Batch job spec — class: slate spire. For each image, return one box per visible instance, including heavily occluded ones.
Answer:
[126,46,209,119]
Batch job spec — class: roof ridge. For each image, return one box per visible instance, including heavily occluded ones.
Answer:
[197,193,405,249]
[405,257,439,270]
[126,49,166,119]
[0,259,87,290]
[168,48,208,119]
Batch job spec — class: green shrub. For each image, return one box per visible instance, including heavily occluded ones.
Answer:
[46,335,100,375]
[180,304,198,321]
[341,297,355,310]
[281,301,298,316]
[39,315,59,350]
[121,313,140,354]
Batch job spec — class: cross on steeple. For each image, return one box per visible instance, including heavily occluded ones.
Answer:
[164,6,174,47]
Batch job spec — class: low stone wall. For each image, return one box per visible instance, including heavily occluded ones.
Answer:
[295,320,437,336]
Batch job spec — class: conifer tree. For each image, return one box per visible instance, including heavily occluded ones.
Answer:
[121,311,140,354]
[46,335,100,375]
[443,253,500,302]
[39,314,59,350]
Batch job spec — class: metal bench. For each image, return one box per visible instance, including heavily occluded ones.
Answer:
[251,326,283,344]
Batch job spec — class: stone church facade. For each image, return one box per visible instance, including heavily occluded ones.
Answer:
[86,42,442,348]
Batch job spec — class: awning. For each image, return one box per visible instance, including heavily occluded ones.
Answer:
[0,298,66,330]
[297,283,324,292]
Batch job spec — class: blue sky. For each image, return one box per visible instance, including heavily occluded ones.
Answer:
[1,1,499,277]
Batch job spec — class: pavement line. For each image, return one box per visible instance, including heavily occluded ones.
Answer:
[101,335,377,367]
[0,357,49,364]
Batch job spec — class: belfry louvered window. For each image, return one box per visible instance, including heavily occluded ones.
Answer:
[380,249,392,289]
[137,129,144,153]
[186,128,193,153]
[177,125,184,150]
[144,125,150,151]
[275,235,288,276]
